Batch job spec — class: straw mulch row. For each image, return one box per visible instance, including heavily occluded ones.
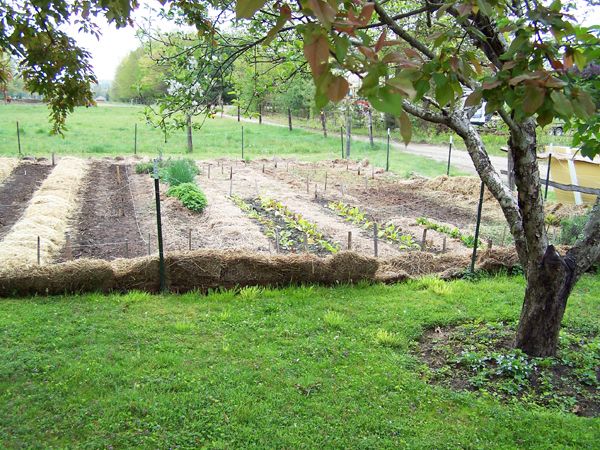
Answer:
[0,248,525,298]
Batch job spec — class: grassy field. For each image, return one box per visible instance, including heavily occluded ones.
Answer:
[0,274,598,448]
[251,110,573,157]
[0,103,464,178]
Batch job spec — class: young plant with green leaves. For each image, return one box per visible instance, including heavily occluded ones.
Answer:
[416,217,482,249]
[328,200,419,249]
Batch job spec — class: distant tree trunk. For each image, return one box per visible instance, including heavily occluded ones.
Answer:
[321,111,327,137]
[288,108,292,131]
[368,108,374,146]
[186,115,193,153]
[259,103,262,124]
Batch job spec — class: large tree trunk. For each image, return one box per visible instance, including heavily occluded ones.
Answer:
[515,246,576,356]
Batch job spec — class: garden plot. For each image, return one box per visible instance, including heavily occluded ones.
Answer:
[0,161,53,239]
[0,158,89,267]
[0,158,19,184]
[197,160,403,257]
[255,160,508,253]
[253,159,472,255]
[128,168,271,253]
[63,161,146,260]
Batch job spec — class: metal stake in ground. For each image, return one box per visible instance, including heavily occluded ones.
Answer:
[446,135,453,176]
[373,224,378,257]
[544,153,553,200]
[386,128,390,172]
[134,123,137,155]
[241,126,244,159]
[16,121,22,157]
[153,160,167,292]
[340,126,344,159]
[288,108,292,131]
[37,236,41,265]
[421,229,428,251]
[229,167,233,196]
[347,231,352,250]
[470,181,485,274]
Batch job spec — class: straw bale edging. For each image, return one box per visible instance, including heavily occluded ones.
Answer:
[0,248,525,298]
[0,158,18,184]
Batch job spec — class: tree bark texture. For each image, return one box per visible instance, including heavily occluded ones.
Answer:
[186,115,193,153]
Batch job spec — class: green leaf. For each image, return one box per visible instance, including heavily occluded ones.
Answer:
[333,35,350,62]
[368,86,403,116]
[550,91,573,117]
[236,0,267,19]
[465,90,483,107]
[387,75,416,100]
[523,85,545,114]
[398,111,412,145]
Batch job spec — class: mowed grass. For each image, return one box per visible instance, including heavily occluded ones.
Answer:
[1,275,598,448]
[0,103,463,178]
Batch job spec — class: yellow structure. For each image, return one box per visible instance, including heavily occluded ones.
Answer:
[540,146,600,205]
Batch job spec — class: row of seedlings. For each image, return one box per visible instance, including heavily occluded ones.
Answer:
[416,217,482,248]
[230,195,340,255]
[327,201,421,251]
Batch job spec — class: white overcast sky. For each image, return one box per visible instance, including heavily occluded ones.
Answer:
[68,2,599,82]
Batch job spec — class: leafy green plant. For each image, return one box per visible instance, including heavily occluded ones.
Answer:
[416,217,481,248]
[328,201,419,250]
[162,158,199,186]
[559,214,589,245]
[374,329,402,348]
[166,182,207,212]
[323,310,346,329]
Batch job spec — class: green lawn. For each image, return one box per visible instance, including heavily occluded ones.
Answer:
[0,103,464,177]
[1,275,598,448]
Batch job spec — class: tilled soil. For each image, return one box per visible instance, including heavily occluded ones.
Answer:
[254,159,471,255]
[63,162,146,260]
[198,160,403,257]
[128,168,271,254]
[0,162,52,239]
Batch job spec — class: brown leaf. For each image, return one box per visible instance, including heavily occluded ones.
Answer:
[304,33,330,77]
[307,0,337,26]
[358,3,375,26]
[523,85,546,114]
[358,45,377,61]
[327,76,350,102]
[374,29,387,53]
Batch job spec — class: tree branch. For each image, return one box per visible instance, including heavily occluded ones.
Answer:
[567,197,600,278]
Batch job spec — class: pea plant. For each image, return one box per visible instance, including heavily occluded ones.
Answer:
[328,201,419,250]
[416,217,481,249]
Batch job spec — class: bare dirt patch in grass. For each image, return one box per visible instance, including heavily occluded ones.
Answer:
[418,322,599,417]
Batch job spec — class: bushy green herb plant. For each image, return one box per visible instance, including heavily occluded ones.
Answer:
[163,159,199,186]
[166,182,207,212]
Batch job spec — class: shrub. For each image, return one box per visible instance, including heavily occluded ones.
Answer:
[166,182,207,212]
[559,214,589,245]
[163,159,199,186]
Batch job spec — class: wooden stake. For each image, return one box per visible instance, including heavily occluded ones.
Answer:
[65,232,72,260]
[324,172,327,191]
[125,239,129,258]
[51,152,55,166]
[347,231,352,250]
[421,229,428,251]
[314,184,318,200]
[487,238,493,251]
[288,108,292,131]
[188,228,192,251]
[262,164,265,173]
[306,175,309,194]
[37,236,41,265]
[442,236,447,253]
[207,164,211,179]
[304,233,308,252]
[116,165,122,184]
